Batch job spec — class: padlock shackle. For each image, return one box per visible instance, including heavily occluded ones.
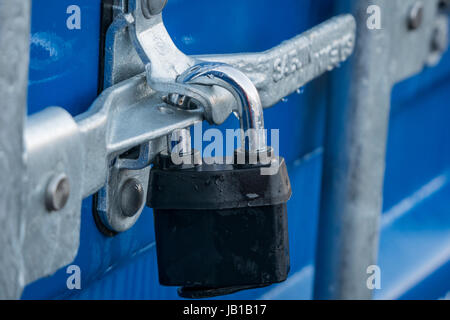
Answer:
[177,62,267,153]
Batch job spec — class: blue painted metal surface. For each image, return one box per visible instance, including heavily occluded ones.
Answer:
[22,0,450,299]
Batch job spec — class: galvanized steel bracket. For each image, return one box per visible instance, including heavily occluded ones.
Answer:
[1,0,357,298]
[95,0,356,236]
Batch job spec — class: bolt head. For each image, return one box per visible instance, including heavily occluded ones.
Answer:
[45,174,70,212]
[142,0,168,17]
[408,2,424,30]
[120,178,145,217]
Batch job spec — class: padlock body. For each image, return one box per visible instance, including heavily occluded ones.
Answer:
[148,155,291,298]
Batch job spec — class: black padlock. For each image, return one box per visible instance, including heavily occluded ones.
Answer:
[147,151,291,298]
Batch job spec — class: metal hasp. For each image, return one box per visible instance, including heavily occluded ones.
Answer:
[0,0,356,299]
[314,0,449,299]
[97,0,356,235]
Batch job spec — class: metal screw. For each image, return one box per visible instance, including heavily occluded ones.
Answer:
[120,178,145,217]
[142,0,168,17]
[408,2,424,30]
[45,173,70,211]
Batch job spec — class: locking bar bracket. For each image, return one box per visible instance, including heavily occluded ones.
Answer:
[95,3,357,235]
[106,1,356,125]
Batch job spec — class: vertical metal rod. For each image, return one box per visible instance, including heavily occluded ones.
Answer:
[0,0,31,299]
[314,0,390,299]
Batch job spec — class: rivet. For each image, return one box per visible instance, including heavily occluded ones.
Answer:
[142,0,168,18]
[45,173,70,211]
[120,178,145,217]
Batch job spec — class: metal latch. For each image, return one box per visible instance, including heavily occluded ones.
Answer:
[94,0,356,235]
[3,0,356,298]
